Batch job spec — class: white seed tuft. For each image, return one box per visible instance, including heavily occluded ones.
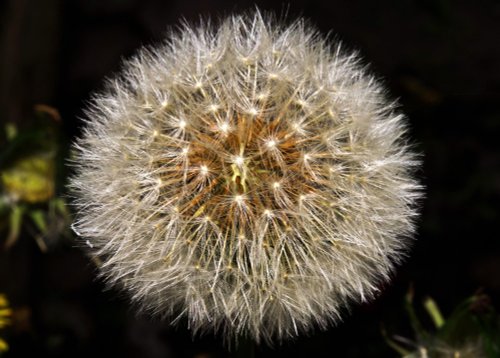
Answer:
[69,10,422,345]
[233,156,245,166]
[199,165,209,174]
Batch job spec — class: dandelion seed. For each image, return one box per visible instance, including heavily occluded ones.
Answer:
[266,139,277,148]
[199,165,209,175]
[247,107,259,116]
[70,10,422,345]
[296,99,307,108]
[233,156,245,166]
[257,92,268,101]
[234,195,244,204]
[219,123,230,133]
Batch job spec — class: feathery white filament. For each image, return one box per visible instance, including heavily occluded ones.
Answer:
[70,10,421,344]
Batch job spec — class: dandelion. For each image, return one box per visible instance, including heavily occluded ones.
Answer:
[70,10,421,344]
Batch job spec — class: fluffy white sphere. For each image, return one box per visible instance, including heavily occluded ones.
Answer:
[70,11,421,344]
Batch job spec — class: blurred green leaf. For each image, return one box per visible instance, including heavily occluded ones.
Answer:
[423,297,445,329]
[5,204,24,249]
[405,285,428,340]
[4,123,17,141]
[30,209,47,233]
[1,155,55,203]
[386,291,500,357]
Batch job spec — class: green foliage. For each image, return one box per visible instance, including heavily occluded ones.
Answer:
[0,106,71,251]
[384,289,500,358]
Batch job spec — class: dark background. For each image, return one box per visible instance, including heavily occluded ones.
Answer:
[1,0,499,357]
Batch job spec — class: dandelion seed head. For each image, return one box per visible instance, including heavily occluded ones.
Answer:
[70,10,422,345]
